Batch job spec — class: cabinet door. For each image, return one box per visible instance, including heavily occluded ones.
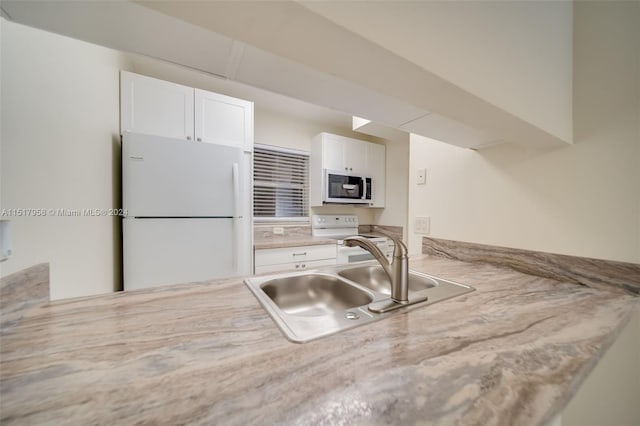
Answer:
[322,134,368,173]
[367,142,386,207]
[120,71,194,140]
[194,89,254,151]
[322,134,346,171]
[344,138,368,173]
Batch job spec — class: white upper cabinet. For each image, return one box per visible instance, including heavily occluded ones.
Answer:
[321,135,345,172]
[344,138,368,174]
[121,72,253,151]
[120,71,194,141]
[194,89,253,151]
[322,133,368,173]
[310,132,386,208]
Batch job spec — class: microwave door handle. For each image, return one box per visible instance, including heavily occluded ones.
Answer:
[361,177,366,200]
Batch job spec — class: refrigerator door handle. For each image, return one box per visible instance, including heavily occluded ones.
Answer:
[232,163,241,218]
[232,162,241,274]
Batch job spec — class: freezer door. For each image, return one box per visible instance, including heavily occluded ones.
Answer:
[123,133,245,217]
[123,218,251,291]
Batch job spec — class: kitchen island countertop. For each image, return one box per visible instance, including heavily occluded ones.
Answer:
[1,255,637,425]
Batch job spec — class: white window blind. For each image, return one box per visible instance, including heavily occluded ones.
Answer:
[253,144,309,220]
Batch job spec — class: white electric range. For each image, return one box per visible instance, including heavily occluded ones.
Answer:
[311,215,393,264]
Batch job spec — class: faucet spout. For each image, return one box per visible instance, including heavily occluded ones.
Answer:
[344,235,409,303]
[343,236,392,273]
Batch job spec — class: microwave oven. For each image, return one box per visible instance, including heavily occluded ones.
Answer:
[324,169,372,204]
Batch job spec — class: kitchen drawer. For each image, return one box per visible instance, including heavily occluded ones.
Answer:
[254,244,336,267]
[254,258,337,275]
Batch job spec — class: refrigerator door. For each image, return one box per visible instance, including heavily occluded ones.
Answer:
[123,218,250,290]
[123,133,245,218]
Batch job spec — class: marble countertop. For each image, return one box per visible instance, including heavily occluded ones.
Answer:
[1,255,638,425]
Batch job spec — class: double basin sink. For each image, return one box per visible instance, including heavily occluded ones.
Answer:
[244,262,474,343]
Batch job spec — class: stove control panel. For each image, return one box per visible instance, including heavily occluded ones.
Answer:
[312,215,359,229]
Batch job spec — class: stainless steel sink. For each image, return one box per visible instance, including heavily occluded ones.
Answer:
[245,262,474,343]
[261,274,373,317]
[337,265,436,295]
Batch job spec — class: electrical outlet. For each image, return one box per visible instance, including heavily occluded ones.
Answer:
[414,217,430,234]
[417,168,427,185]
[273,227,284,235]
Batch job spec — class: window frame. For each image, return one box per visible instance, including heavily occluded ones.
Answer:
[253,143,310,223]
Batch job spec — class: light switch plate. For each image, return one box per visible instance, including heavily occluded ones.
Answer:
[414,217,430,234]
[417,168,427,185]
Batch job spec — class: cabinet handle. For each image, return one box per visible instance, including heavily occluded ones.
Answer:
[301,264,306,268]
[197,137,202,142]
[292,252,307,257]
[295,264,300,268]
[186,136,192,140]
[344,167,348,171]
[349,167,352,171]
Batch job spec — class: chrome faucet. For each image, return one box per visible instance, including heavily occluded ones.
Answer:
[344,235,426,313]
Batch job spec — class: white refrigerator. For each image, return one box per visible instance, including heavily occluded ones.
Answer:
[122,133,252,291]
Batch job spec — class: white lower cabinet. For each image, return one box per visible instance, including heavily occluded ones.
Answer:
[254,244,337,274]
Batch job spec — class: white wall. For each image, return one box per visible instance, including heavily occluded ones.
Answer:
[301,1,573,143]
[371,134,409,240]
[1,19,131,299]
[408,2,640,263]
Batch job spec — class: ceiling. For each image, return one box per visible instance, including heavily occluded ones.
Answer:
[298,0,573,144]
[1,0,573,149]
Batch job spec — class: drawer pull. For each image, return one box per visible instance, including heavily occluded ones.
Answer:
[292,252,307,257]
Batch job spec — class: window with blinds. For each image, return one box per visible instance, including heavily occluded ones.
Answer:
[253,144,309,220]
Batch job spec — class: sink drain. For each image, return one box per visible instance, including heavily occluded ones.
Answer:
[345,311,360,320]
